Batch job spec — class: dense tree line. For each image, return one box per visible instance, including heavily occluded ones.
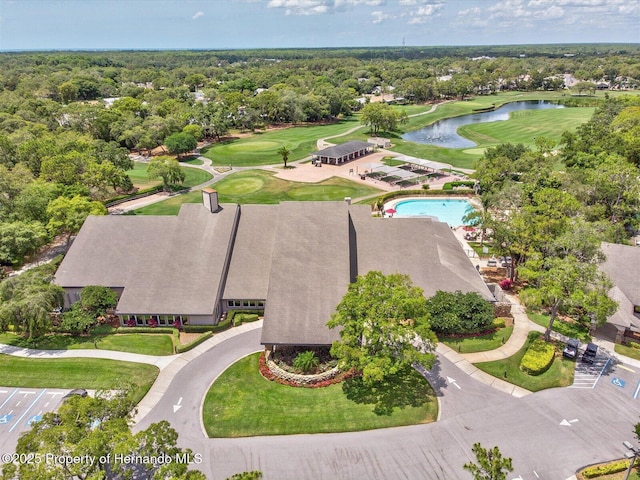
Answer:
[471,94,640,340]
[0,46,637,271]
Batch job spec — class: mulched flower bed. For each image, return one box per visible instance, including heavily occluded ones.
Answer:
[271,345,337,375]
[259,352,357,388]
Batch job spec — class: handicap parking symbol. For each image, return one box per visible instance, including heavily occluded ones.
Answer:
[612,377,626,388]
[0,413,13,425]
[26,415,42,426]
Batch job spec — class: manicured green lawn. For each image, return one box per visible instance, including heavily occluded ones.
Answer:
[179,157,204,166]
[474,332,575,392]
[126,162,212,190]
[0,331,175,356]
[335,92,599,170]
[439,326,514,354]
[180,165,213,188]
[126,162,161,189]
[202,118,360,167]
[457,107,595,146]
[202,353,437,437]
[131,170,383,215]
[528,311,591,342]
[615,344,640,362]
[0,355,159,404]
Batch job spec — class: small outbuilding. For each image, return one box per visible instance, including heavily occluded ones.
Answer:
[311,141,373,165]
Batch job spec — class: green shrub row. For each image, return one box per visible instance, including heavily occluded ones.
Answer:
[442,181,475,191]
[183,317,232,333]
[520,337,555,375]
[227,310,262,327]
[371,189,474,208]
[104,185,163,207]
[175,332,213,353]
[581,459,630,478]
[234,313,260,326]
[115,327,176,334]
[627,341,640,350]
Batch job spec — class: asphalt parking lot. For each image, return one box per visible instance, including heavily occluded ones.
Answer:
[0,388,81,458]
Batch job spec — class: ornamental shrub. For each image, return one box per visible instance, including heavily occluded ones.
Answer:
[426,290,494,335]
[520,337,555,375]
[582,459,630,478]
[293,351,319,374]
[499,278,513,290]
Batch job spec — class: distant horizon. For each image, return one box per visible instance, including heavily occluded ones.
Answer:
[1,0,638,51]
[1,41,638,55]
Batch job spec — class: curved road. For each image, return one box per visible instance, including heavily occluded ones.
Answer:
[135,327,640,479]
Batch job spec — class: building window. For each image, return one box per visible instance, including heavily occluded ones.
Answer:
[257,301,265,308]
[227,300,234,307]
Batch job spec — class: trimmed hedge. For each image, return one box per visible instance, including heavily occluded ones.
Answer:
[370,189,474,209]
[520,337,555,375]
[115,327,175,334]
[183,317,232,333]
[175,332,213,353]
[581,459,630,478]
[442,181,475,191]
[492,318,506,329]
[227,310,262,327]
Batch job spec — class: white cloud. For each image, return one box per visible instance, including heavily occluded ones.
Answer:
[192,11,205,20]
[371,9,394,23]
[267,0,384,15]
[406,2,444,24]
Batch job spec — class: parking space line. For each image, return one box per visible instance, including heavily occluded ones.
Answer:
[619,364,636,373]
[9,390,46,433]
[0,389,18,410]
[592,358,611,389]
[634,381,640,400]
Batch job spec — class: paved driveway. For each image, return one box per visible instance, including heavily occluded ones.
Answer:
[135,328,640,480]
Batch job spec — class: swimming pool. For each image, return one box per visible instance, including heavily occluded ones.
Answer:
[393,199,473,227]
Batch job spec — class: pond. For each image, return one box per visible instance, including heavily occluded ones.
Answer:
[402,100,565,149]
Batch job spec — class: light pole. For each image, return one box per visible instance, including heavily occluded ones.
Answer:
[623,441,639,480]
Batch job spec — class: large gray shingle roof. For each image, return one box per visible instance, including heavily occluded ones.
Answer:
[601,242,640,306]
[223,205,277,300]
[261,202,352,346]
[55,204,238,316]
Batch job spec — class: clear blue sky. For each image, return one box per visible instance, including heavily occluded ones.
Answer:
[0,0,638,51]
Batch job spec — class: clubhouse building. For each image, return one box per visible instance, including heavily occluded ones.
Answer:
[55,190,494,347]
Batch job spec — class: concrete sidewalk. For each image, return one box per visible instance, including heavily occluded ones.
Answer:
[0,343,177,370]
[459,293,531,364]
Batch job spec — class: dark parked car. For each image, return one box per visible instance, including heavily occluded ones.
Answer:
[563,338,580,359]
[582,343,598,364]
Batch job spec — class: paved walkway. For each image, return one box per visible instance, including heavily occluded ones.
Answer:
[0,343,177,370]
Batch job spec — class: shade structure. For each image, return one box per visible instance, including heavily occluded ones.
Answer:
[385,208,397,214]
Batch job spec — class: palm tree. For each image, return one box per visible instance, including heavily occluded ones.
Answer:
[277,146,291,168]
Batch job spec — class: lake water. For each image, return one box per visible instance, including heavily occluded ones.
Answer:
[402,100,565,149]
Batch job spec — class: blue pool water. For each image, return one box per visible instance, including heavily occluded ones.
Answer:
[394,199,473,227]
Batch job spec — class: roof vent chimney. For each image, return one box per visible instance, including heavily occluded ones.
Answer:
[202,188,220,213]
